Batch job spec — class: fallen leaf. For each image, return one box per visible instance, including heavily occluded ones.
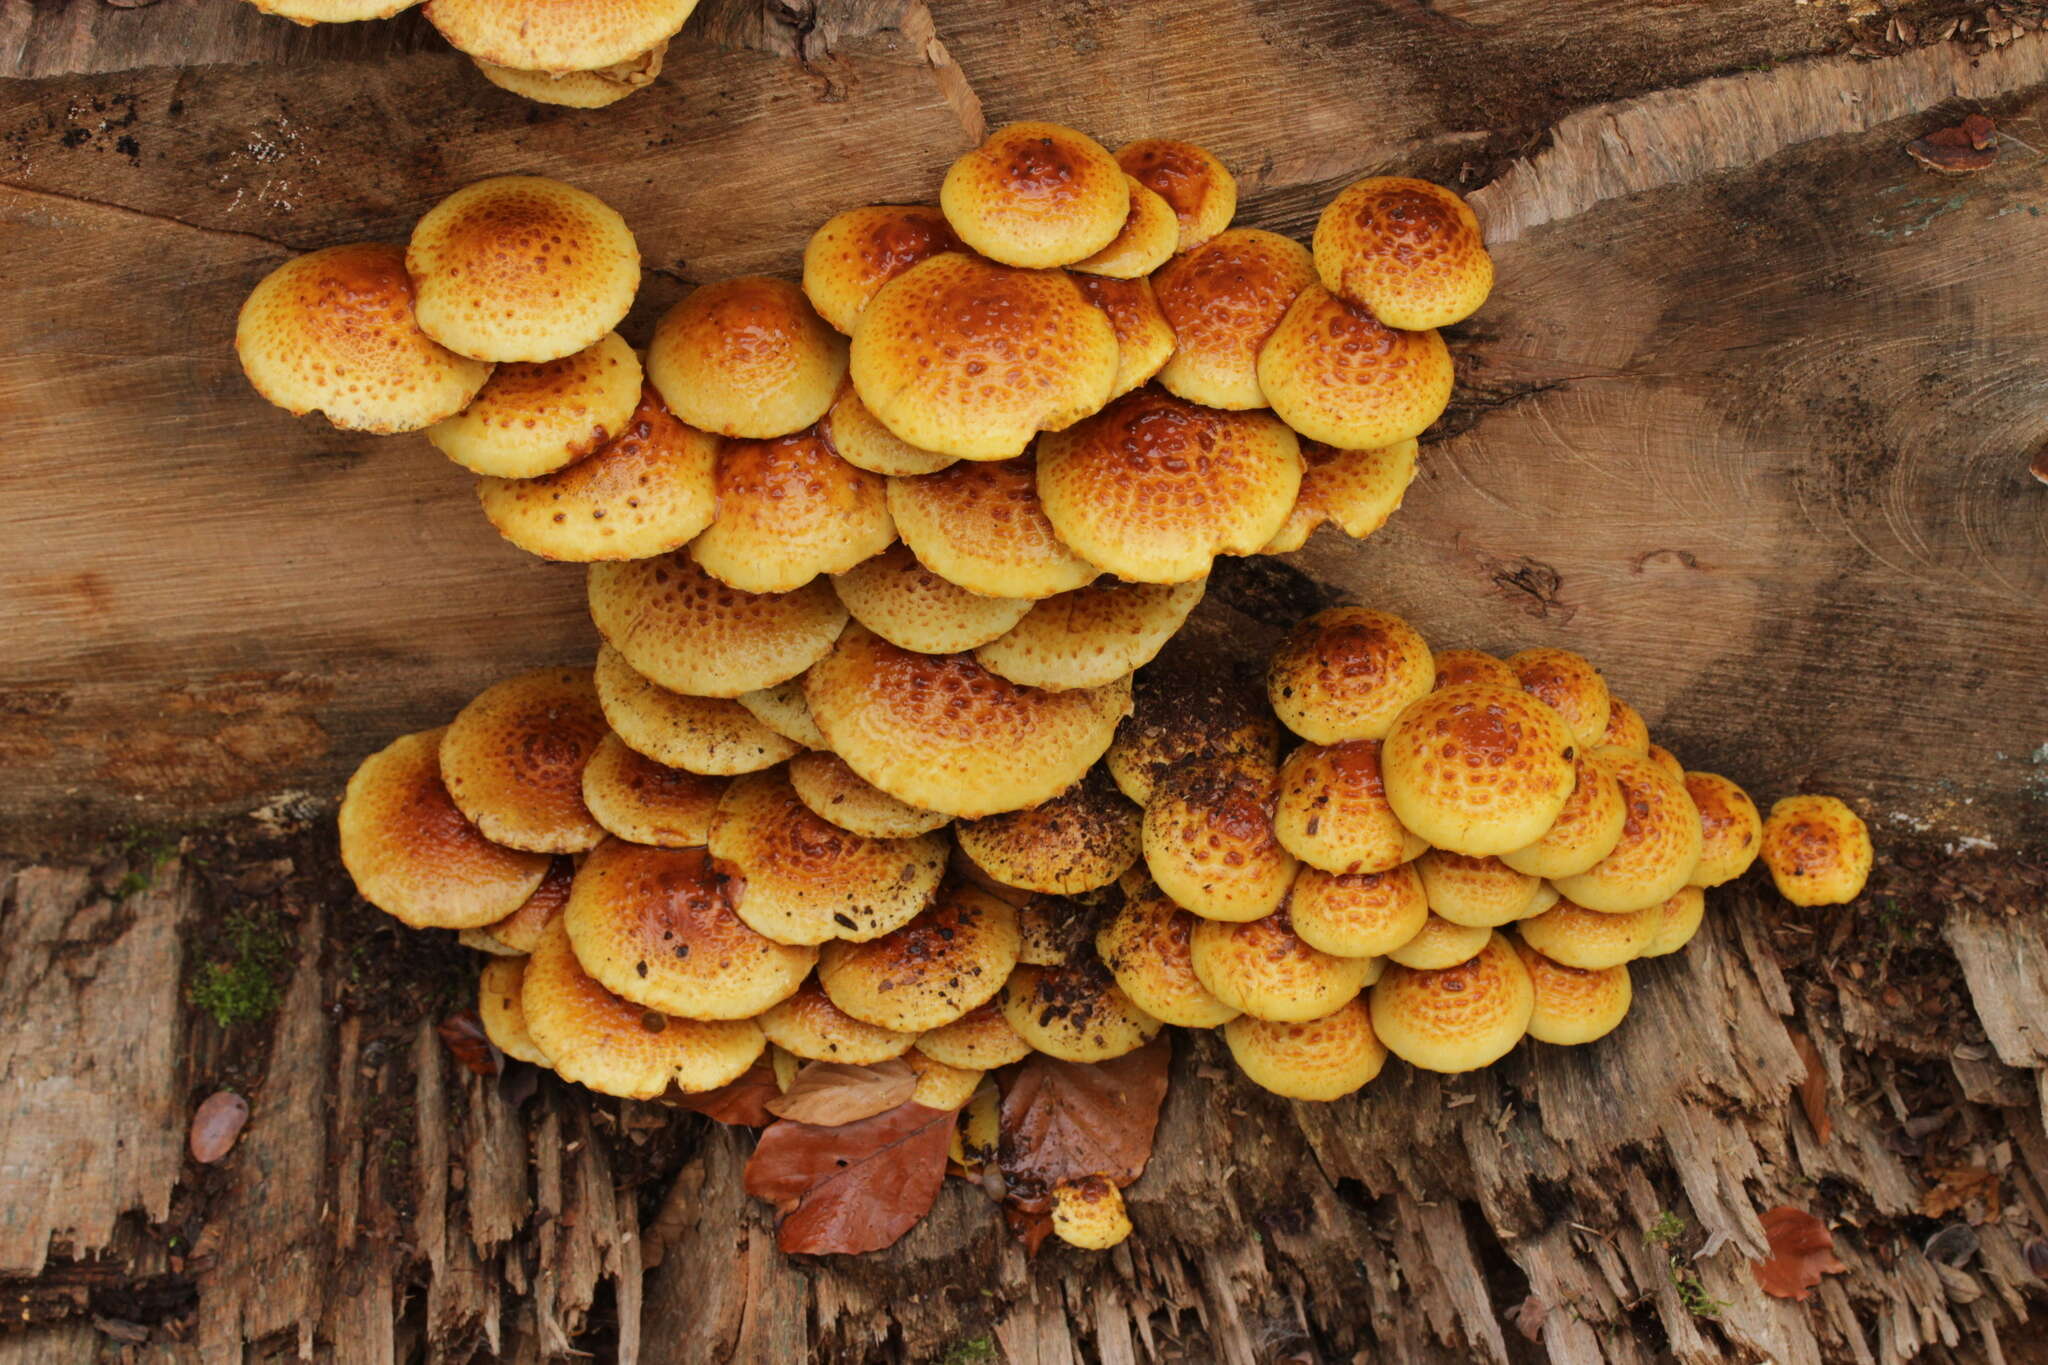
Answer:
[999,1036,1171,1202]
[673,1062,780,1127]
[744,1101,954,1255]
[437,1010,503,1079]
[1752,1206,1847,1301]
[1921,1166,1998,1222]
[1906,113,1998,174]
[1787,1027,1832,1144]
[1002,1200,1055,1257]
[1505,1293,1547,1343]
[766,1059,917,1126]
[188,1091,249,1164]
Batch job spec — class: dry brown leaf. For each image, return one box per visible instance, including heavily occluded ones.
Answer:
[1787,1027,1833,1144]
[188,1090,249,1164]
[998,1036,1171,1203]
[1505,1293,1547,1343]
[437,1010,503,1079]
[672,1062,780,1127]
[1907,113,1998,174]
[1752,1206,1847,1301]
[1921,1166,1999,1222]
[766,1059,917,1127]
[744,1101,954,1255]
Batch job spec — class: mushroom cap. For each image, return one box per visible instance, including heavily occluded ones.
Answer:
[886,454,1099,599]
[831,544,1033,655]
[903,1049,982,1110]
[479,856,576,953]
[1106,657,1279,807]
[1258,284,1454,449]
[786,751,949,839]
[423,0,700,73]
[1433,649,1518,691]
[820,383,957,477]
[1520,880,1562,921]
[1369,930,1533,1072]
[1095,879,1240,1028]
[1072,274,1177,401]
[686,429,894,593]
[477,383,719,562]
[1597,697,1652,755]
[817,885,1021,1031]
[804,625,1130,819]
[1551,750,1704,913]
[407,176,639,364]
[1189,911,1377,1022]
[735,677,827,750]
[802,204,964,336]
[235,242,493,433]
[756,980,915,1063]
[1141,754,1298,922]
[646,277,847,440]
[1646,744,1687,788]
[1010,889,1111,967]
[1685,772,1764,888]
[1760,795,1872,906]
[1114,138,1238,253]
[427,331,642,478]
[1036,388,1303,583]
[522,919,763,1097]
[1499,749,1629,880]
[339,728,552,928]
[999,959,1163,1063]
[248,0,422,19]
[953,768,1141,896]
[1288,862,1429,960]
[1152,228,1317,410]
[1274,739,1430,875]
[1070,175,1178,278]
[472,41,666,107]
[478,955,550,1066]
[1508,648,1612,750]
[565,841,815,1019]
[440,667,609,853]
[1416,850,1544,928]
[1263,438,1418,554]
[1225,999,1388,1101]
[587,553,848,698]
[1384,913,1492,969]
[974,578,1205,692]
[1381,681,1578,856]
[579,732,726,846]
[594,643,799,776]
[708,769,948,946]
[1050,1176,1133,1251]
[915,998,1033,1069]
[1516,899,1654,970]
[1312,176,1492,331]
[939,122,1129,269]
[850,254,1118,460]
[1268,607,1436,745]
[1639,885,1707,958]
[1515,940,1631,1046]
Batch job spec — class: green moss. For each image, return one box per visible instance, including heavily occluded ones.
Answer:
[1644,1211,1730,1320]
[939,1336,997,1365]
[186,908,289,1029]
[110,826,177,901]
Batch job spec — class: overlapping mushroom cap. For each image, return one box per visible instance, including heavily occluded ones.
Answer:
[886,455,1099,600]
[802,204,964,335]
[1369,930,1534,1073]
[593,644,797,776]
[1384,912,1491,969]
[1640,886,1707,958]
[1685,772,1764,888]
[646,277,847,440]
[1189,911,1378,1022]
[786,751,949,839]
[475,856,575,954]
[1095,879,1240,1028]
[1760,795,1872,906]
[1433,649,1518,691]
[579,732,726,846]
[1106,658,1279,807]
[757,980,914,1063]
[587,553,847,698]
[1263,439,1419,554]
[472,43,667,108]
[1114,138,1238,253]
[830,544,1032,655]
[1415,850,1542,928]
[1517,899,1655,970]
[1071,176,1178,279]
[1380,681,1578,856]
[1151,228,1317,410]
[685,429,893,593]
[1225,1000,1388,1101]
[1551,750,1703,913]
[1267,607,1436,745]
[423,0,701,73]
[817,885,1021,1031]
[1257,284,1454,450]
[427,331,642,478]
[820,384,957,477]
[939,122,1130,268]
[1141,754,1297,922]
[439,667,610,853]
[1000,959,1163,1063]
[1499,749,1628,880]
[914,998,1032,1070]
[1273,739,1428,875]
[1288,863,1429,960]
[954,768,1142,896]
[1516,940,1632,1047]
[974,579,1206,692]
[249,0,423,20]
[1597,697,1652,755]
[478,955,549,1065]
[1071,275,1178,401]
[1312,176,1493,331]
[1509,647,1613,750]
[735,678,827,750]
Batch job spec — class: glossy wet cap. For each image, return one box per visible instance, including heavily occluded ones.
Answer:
[1498,748,1628,880]
[686,428,894,593]
[1287,862,1429,960]
[1152,228,1317,410]
[1268,607,1436,745]
[1263,438,1419,553]
[1433,649,1518,691]
[646,277,846,440]
[1070,175,1178,278]
[1094,878,1240,1028]
[1515,939,1631,1046]
[1313,176,1492,330]
[975,578,1205,692]
[915,997,1033,1069]
[1647,744,1687,788]
[735,676,828,749]
[1380,681,1578,856]
[1509,648,1612,750]
[1368,930,1533,1073]
[1685,772,1764,888]
[424,0,700,73]
[1050,1176,1133,1250]
[830,543,1032,655]
[427,331,642,478]
[1258,284,1454,449]
[439,667,610,853]
[579,732,727,846]
[1597,697,1652,755]
[1114,138,1238,253]
[477,856,575,954]
[939,122,1129,268]
[786,751,950,839]
[1189,910,1378,1022]
[472,41,667,108]
[953,767,1141,896]
[1226,999,1388,1101]
[478,955,550,1066]
[756,979,916,1063]
[1273,739,1429,876]
[1639,885,1706,958]
[1515,898,1655,970]
[593,643,798,776]
[1106,657,1278,807]
[999,959,1163,1063]
[802,204,964,335]
[1072,274,1177,401]
[817,885,1021,1031]
[820,383,957,477]
[886,454,1099,599]
[587,552,847,698]
[1141,753,1297,922]
[1550,750,1703,913]
[1760,795,1872,906]
[1415,850,1542,928]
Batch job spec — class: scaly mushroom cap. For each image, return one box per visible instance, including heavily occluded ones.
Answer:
[851,254,1119,461]
[1433,649,1518,691]
[887,454,1100,599]
[1597,697,1652,755]
[248,0,423,21]
[1050,1176,1133,1250]
[1010,890,1110,967]
[593,644,798,777]
[1070,176,1178,278]
[1037,387,1303,583]
[802,204,964,336]
[939,122,1129,268]
[1095,879,1240,1027]
[1515,940,1631,1046]
[1551,750,1704,913]
[1685,772,1764,888]
[953,768,1141,896]
[427,331,642,478]
[904,1049,982,1110]
[708,769,947,946]
[1288,863,1429,960]
[339,728,552,928]
[587,553,847,698]
[786,751,949,839]
[1516,898,1655,970]
[235,242,492,433]
[522,919,763,1097]
[1646,744,1687,788]
[1415,850,1544,928]
[817,885,1021,1031]
[830,544,1033,655]
[686,429,894,593]
[1312,176,1492,331]
[579,733,726,846]
[472,41,666,108]
[1258,284,1454,449]
[646,277,846,440]
[565,841,814,1018]
[1499,749,1629,880]
[1381,682,1578,856]
[423,0,700,73]
[1639,886,1707,958]
[1262,438,1418,554]
[1115,138,1237,253]
[1226,999,1388,1101]
[406,176,638,363]
[820,383,957,476]
[1760,795,1872,906]
[479,856,575,954]
[1142,754,1298,922]
[1509,648,1612,749]
[1189,910,1378,1023]
[1152,228,1317,410]
[1268,607,1436,745]
[440,668,609,853]
[756,980,915,1063]
[999,959,1163,1063]
[975,578,1206,692]
[1274,739,1429,875]
[804,625,1130,819]
[1385,913,1492,969]
[915,998,1033,1069]
[735,677,827,749]
[1072,274,1177,400]
[478,956,549,1066]
[1369,930,1533,1072]
[1107,658,1278,806]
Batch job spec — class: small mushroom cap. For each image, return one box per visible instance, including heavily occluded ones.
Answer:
[1268,607,1436,745]
[1008,889,1111,967]
[235,242,493,433]
[850,254,1118,460]
[1597,697,1652,755]
[427,331,642,478]
[1036,388,1305,584]
[646,277,846,440]
[522,919,764,1097]
[939,122,1129,268]
[954,768,1141,896]
[1050,1175,1133,1251]
[407,176,638,364]
[1381,682,1578,856]
[424,0,700,73]
[478,956,550,1066]
[1760,795,1872,907]
[903,1049,982,1110]
[787,751,950,839]
[1509,648,1612,750]
[1646,744,1687,788]
[1258,284,1454,449]
[1685,772,1764,888]
[1288,862,1429,960]
[887,454,1101,599]
[756,979,915,1063]
[1226,999,1388,1101]
[1515,940,1631,1046]
[580,733,726,846]
[1312,176,1493,331]
[999,959,1163,1063]
[587,553,848,698]
[1095,879,1240,1028]
[1520,880,1562,921]
[1114,138,1238,253]
[1499,749,1629,880]
[594,644,798,776]
[479,857,575,954]
[686,429,894,593]
[1433,649,1518,691]
[1072,274,1177,401]
[1189,911,1377,1023]
[708,769,947,946]
[1152,228,1317,410]
[1070,176,1178,278]
[440,668,609,853]
[915,998,1033,1069]
[1274,739,1429,875]
[1384,912,1492,970]
[735,677,828,750]
[472,41,666,108]
[817,885,1021,1031]
[1416,850,1543,929]
[802,204,964,335]
[248,0,423,20]
[1551,750,1704,913]
[339,728,552,928]
[1142,754,1298,923]
[804,625,1130,819]
[1107,658,1278,807]
[1263,438,1418,554]
[831,544,1033,655]
[1369,930,1534,1073]
[1515,899,1655,970]
[975,578,1205,692]
[1639,886,1707,958]
[820,383,957,477]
